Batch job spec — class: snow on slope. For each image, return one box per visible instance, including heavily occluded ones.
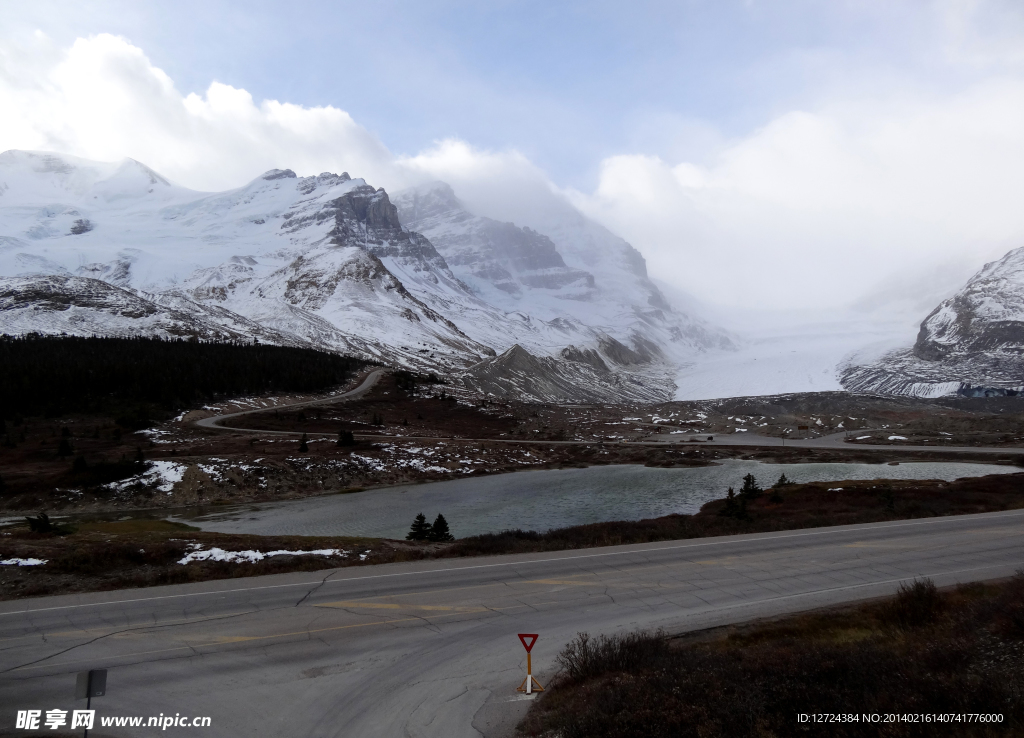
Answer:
[0,274,298,344]
[394,181,733,368]
[0,152,496,371]
[673,310,913,401]
[841,246,1024,396]
[0,150,738,400]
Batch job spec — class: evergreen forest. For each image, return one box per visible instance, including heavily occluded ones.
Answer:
[0,334,366,424]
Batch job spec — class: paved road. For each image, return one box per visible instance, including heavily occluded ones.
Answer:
[194,369,386,434]
[193,372,1023,457]
[3,510,1023,737]
[700,429,1024,455]
[196,379,1023,457]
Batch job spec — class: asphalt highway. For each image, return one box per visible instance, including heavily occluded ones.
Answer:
[3,510,1024,737]
[194,369,387,435]
[195,373,1024,457]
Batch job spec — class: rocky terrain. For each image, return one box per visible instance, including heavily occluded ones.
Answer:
[842,246,1024,397]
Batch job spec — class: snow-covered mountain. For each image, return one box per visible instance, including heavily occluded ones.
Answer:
[0,150,731,402]
[841,246,1024,397]
[393,181,732,363]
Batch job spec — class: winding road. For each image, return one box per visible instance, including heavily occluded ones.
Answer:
[195,372,1023,458]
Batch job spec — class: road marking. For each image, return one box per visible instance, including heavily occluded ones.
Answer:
[843,542,916,549]
[315,601,486,613]
[521,579,595,586]
[10,610,477,672]
[12,561,1019,673]
[4,509,1024,617]
[695,556,740,565]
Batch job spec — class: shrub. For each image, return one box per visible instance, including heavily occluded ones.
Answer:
[881,578,943,629]
[556,630,668,683]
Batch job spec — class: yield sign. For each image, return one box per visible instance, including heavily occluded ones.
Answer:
[518,633,538,653]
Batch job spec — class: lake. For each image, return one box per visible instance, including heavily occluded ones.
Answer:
[169,459,1019,540]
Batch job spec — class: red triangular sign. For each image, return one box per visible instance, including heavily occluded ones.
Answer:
[518,633,538,653]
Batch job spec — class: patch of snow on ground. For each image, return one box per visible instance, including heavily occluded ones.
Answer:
[104,460,188,495]
[888,435,908,441]
[178,547,348,564]
[1,558,47,566]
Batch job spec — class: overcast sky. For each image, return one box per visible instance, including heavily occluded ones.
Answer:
[3,0,1024,311]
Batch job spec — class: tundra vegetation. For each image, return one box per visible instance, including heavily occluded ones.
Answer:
[518,576,1024,737]
[4,474,1023,600]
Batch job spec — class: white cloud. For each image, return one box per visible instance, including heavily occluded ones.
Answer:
[569,79,1024,308]
[0,32,399,191]
[4,30,1024,312]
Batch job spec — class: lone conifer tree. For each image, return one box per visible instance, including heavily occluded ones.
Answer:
[775,473,791,487]
[56,437,72,458]
[406,513,431,541]
[428,514,454,542]
[337,430,355,447]
[298,433,309,452]
[739,473,762,499]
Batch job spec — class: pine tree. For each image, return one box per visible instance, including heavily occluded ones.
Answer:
[769,473,787,503]
[739,473,762,499]
[428,513,454,542]
[298,433,309,452]
[406,513,431,541]
[0,474,5,495]
[718,487,739,517]
[57,437,73,458]
[337,430,355,447]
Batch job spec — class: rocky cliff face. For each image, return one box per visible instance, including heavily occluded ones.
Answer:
[394,182,734,370]
[841,247,1024,396]
[394,182,593,298]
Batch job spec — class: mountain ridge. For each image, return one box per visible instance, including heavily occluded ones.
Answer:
[0,150,733,402]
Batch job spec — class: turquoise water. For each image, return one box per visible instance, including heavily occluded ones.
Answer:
[170,460,1018,539]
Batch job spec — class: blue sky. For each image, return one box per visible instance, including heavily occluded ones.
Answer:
[4,1,1024,309]
[4,0,994,188]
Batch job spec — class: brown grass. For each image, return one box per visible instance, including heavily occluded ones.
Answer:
[519,576,1024,737]
[4,473,1024,600]
[0,519,436,599]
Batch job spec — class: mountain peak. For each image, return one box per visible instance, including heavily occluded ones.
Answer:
[392,181,465,224]
[261,169,296,180]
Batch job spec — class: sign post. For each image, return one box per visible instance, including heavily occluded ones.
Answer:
[516,633,544,694]
[75,670,106,738]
